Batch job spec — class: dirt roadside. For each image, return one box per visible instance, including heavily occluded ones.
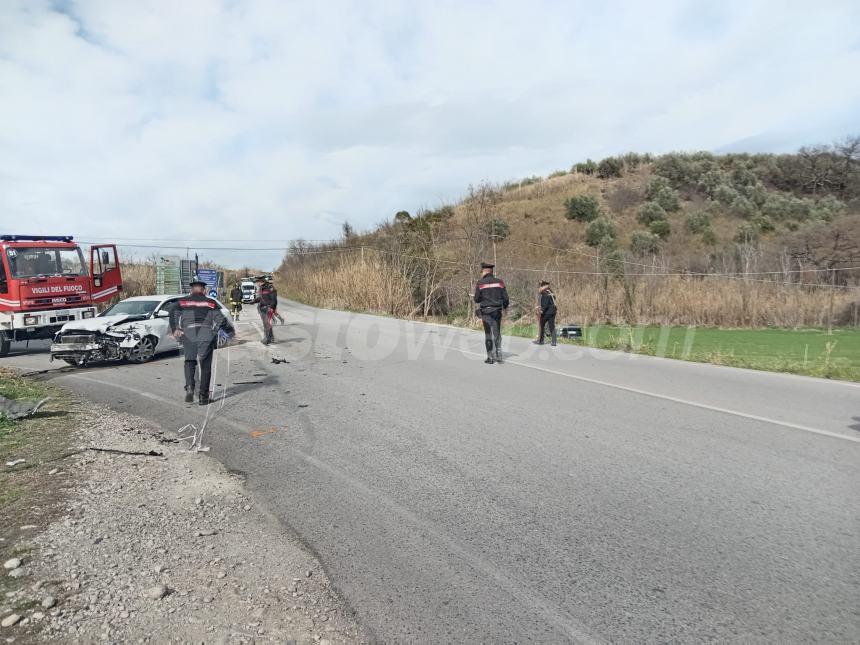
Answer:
[1,375,367,643]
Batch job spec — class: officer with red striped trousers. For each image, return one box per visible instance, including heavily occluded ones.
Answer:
[169,278,234,405]
[474,262,509,364]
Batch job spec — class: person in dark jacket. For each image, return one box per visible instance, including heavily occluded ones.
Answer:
[534,280,557,346]
[270,284,285,325]
[229,284,243,321]
[169,279,235,405]
[474,262,509,364]
[256,277,277,344]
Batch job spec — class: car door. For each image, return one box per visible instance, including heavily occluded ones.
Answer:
[152,298,180,352]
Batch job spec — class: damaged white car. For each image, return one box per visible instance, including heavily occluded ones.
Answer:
[50,295,230,367]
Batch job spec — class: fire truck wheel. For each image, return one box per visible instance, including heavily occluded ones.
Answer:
[0,332,9,358]
[127,335,157,363]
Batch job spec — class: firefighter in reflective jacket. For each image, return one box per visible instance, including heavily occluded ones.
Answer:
[229,283,243,321]
[256,276,277,345]
[474,262,509,364]
[169,279,235,405]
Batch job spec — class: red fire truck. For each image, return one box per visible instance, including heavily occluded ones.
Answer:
[0,235,122,357]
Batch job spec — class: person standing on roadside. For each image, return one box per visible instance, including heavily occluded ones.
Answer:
[229,283,243,321]
[534,280,557,346]
[169,278,235,405]
[256,276,277,344]
[474,262,509,364]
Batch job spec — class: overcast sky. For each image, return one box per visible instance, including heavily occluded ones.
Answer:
[2,0,859,269]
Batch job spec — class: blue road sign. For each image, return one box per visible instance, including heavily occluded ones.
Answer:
[208,289,218,298]
[196,268,218,292]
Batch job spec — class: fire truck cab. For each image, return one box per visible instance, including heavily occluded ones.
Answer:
[0,235,122,357]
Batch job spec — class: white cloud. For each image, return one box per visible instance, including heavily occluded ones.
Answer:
[1,0,858,268]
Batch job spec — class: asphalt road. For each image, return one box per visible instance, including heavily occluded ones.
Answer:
[4,301,859,643]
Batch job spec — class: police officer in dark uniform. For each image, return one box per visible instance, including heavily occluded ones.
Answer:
[474,261,509,364]
[169,278,234,405]
[256,276,277,345]
[535,280,558,346]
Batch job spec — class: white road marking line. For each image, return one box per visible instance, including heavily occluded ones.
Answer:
[439,342,860,444]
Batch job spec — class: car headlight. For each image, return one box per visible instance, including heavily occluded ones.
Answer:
[82,310,95,319]
[24,315,38,326]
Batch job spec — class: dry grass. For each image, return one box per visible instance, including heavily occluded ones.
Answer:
[119,262,156,298]
[280,245,858,328]
[282,252,414,316]
[544,275,855,328]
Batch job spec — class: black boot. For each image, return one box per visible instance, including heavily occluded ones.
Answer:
[184,388,194,403]
[199,394,211,406]
[495,348,503,364]
[484,352,495,364]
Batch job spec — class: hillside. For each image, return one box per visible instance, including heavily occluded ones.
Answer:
[279,138,860,329]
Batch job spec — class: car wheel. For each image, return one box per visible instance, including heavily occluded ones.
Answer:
[127,335,157,363]
[0,332,9,358]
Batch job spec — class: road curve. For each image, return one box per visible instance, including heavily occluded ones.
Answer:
[4,300,859,643]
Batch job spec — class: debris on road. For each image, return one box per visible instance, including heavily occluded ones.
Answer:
[4,458,25,467]
[271,357,289,364]
[1,613,22,628]
[0,394,50,420]
[3,557,22,570]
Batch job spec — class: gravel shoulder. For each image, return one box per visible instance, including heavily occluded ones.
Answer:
[1,395,367,643]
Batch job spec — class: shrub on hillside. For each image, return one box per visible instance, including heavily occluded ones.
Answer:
[394,210,412,223]
[630,231,661,255]
[548,170,568,179]
[731,165,759,188]
[622,152,645,170]
[761,192,809,220]
[685,211,711,234]
[653,153,696,188]
[735,222,761,244]
[701,228,717,245]
[645,177,680,212]
[729,195,757,218]
[712,183,740,206]
[585,217,617,247]
[596,156,624,179]
[750,214,775,233]
[809,195,846,222]
[649,219,672,239]
[739,181,768,207]
[599,247,626,276]
[565,195,601,222]
[573,159,597,175]
[487,217,510,240]
[697,169,728,197]
[637,201,667,225]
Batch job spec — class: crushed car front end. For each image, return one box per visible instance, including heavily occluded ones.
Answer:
[50,317,149,366]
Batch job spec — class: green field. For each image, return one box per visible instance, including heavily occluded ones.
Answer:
[506,324,860,381]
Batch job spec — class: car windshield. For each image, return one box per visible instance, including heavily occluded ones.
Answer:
[6,246,87,278]
[100,300,161,317]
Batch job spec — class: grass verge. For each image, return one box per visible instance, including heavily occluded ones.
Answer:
[0,368,77,600]
[507,323,860,381]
